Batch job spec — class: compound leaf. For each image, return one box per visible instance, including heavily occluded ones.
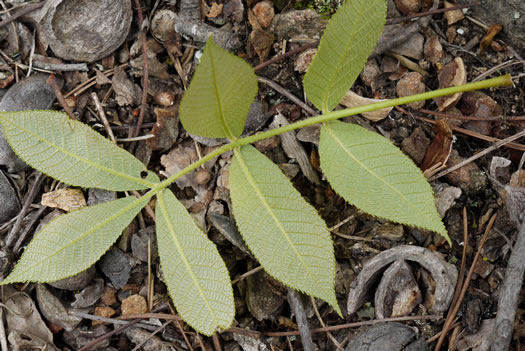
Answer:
[1,195,151,285]
[156,189,234,335]
[303,0,386,113]
[230,145,340,313]
[0,110,158,191]
[179,37,257,139]
[319,121,449,243]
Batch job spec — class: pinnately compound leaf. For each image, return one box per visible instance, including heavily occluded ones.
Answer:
[319,121,450,243]
[1,195,152,285]
[230,145,340,313]
[303,0,386,113]
[179,37,257,139]
[0,110,159,191]
[156,189,234,335]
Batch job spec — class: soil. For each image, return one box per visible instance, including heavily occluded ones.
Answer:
[0,0,524,350]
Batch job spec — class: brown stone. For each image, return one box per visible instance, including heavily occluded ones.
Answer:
[121,294,148,316]
[424,35,443,64]
[252,1,274,28]
[101,287,117,306]
[396,72,426,109]
[401,127,430,165]
[445,150,488,194]
[93,306,116,325]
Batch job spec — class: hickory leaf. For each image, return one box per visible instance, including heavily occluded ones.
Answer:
[179,37,258,139]
[156,189,234,335]
[0,0,514,340]
[1,195,152,284]
[319,120,449,243]
[0,110,159,191]
[229,145,340,313]
[303,0,386,113]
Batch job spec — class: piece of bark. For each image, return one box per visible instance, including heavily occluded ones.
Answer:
[270,113,320,184]
[344,322,427,351]
[375,259,422,318]
[208,213,252,257]
[491,215,525,350]
[347,245,457,316]
[288,289,314,351]
[174,17,242,51]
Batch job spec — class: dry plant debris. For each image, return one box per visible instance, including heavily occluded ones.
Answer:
[0,0,524,350]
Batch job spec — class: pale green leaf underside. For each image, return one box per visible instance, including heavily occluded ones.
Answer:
[0,110,158,191]
[156,189,234,335]
[303,0,386,113]
[1,195,151,285]
[179,37,257,139]
[230,145,340,312]
[320,121,449,242]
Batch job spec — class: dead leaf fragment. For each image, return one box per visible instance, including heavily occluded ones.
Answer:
[248,9,274,61]
[444,1,464,25]
[249,28,274,61]
[112,66,140,106]
[294,48,317,73]
[480,24,503,52]
[41,188,86,212]
[340,90,392,121]
[147,104,180,151]
[424,35,443,64]
[95,69,112,85]
[206,2,223,18]
[4,286,55,348]
[421,120,453,176]
[151,9,177,42]
[270,113,320,184]
[434,57,466,111]
[505,185,525,227]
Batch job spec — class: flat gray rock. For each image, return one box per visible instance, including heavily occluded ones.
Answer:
[345,323,428,351]
[0,170,20,223]
[0,74,56,171]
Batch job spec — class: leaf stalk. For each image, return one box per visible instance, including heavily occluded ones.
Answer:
[154,74,511,192]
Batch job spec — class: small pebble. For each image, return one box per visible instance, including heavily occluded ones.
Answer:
[396,72,426,109]
[121,294,148,316]
[93,306,116,325]
[101,287,118,306]
[252,1,274,28]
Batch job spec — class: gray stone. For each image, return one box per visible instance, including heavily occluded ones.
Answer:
[0,74,56,171]
[98,247,131,289]
[42,0,132,62]
[49,265,96,291]
[0,170,20,223]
